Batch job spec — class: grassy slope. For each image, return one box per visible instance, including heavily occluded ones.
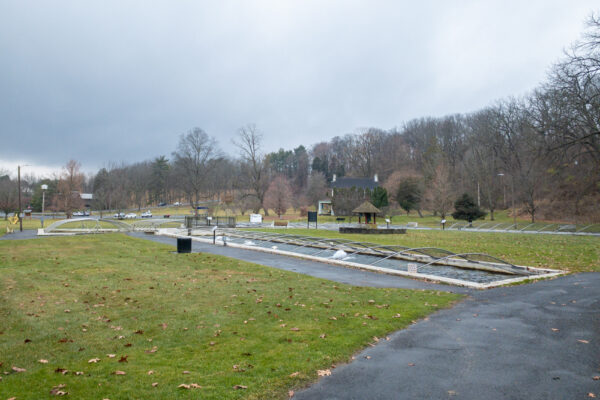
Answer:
[0,234,460,399]
[251,228,600,273]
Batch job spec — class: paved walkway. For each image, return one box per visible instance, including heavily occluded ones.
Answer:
[7,232,600,398]
[0,230,39,240]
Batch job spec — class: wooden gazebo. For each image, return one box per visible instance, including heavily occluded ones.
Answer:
[352,201,381,224]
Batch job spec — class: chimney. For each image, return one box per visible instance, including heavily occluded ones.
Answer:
[332,174,337,182]
[374,173,378,183]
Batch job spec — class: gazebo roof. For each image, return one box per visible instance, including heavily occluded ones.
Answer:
[352,201,381,214]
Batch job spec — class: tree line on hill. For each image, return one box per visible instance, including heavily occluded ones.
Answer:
[1,15,598,222]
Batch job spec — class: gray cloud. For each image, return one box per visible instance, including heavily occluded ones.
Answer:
[0,0,597,175]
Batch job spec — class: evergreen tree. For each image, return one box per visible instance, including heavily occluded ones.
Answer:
[451,193,487,221]
[396,178,422,216]
[370,187,389,209]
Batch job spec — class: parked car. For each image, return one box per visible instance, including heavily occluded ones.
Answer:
[173,202,181,206]
[73,211,84,217]
[141,210,153,218]
[114,212,125,219]
[84,210,90,216]
[124,213,137,219]
[158,202,167,207]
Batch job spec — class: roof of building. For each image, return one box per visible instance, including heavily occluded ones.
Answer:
[330,176,379,189]
[352,201,381,214]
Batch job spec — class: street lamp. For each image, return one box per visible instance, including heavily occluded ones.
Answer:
[497,173,506,208]
[498,172,516,229]
[41,184,48,228]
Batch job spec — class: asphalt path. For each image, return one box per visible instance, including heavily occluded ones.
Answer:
[4,231,599,399]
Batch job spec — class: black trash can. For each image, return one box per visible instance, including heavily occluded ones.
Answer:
[177,237,192,253]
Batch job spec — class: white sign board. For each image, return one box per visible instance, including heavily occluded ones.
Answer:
[250,214,262,223]
[407,263,418,274]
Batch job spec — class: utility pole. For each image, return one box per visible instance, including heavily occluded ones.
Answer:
[18,165,22,232]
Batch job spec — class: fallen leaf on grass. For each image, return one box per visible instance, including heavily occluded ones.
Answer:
[408,363,415,366]
[118,356,128,363]
[74,371,84,376]
[88,358,100,363]
[54,368,68,375]
[233,385,247,389]
[578,339,590,344]
[152,382,158,387]
[289,390,295,397]
[593,376,600,380]
[289,372,299,378]
[290,327,300,331]
[114,370,126,375]
[588,393,595,398]
[147,370,155,375]
[178,383,202,389]
[159,323,168,330]
[145,346,158,353]
[50,383,68,396]
[12,366,26,373]
[319,334,327,339]
[107,354,116,358]
[39,359,49,364]
[182,371,190,374]
[317,369,331,377]
[551,328,559,332]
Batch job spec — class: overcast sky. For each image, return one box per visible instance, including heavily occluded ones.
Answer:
[1,0,598,177]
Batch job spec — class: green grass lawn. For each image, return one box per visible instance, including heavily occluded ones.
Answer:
[0,234,460,399]
[251,228,600,273]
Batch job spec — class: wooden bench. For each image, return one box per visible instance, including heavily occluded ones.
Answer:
[273,220,289,227]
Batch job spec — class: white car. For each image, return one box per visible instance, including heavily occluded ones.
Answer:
[173,202,181,206]
[114,212,125,219]
[124,213,137,219]
[73,211,84,217]
[141,210,153,218]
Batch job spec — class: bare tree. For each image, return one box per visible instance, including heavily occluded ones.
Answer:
[264,176,292,218]
[54,160,84,218]
[304,171,328,208]
[0,172,18,220]
[127,162,152,211]
[172,128,221,212]
[425,163,454,219]
[234,124,269,215]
